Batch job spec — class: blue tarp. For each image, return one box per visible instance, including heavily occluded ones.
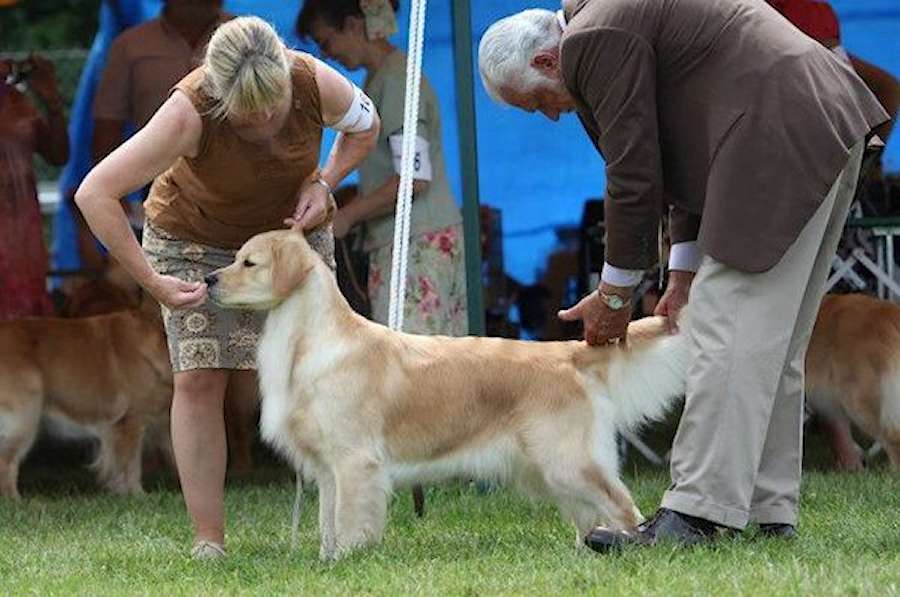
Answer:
[56,0,900,285]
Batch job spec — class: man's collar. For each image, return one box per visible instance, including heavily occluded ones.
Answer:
[562,0,588,23]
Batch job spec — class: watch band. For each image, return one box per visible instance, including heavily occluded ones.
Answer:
[311,177,337,220]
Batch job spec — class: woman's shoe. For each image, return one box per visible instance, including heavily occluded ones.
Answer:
[191,540,227,560]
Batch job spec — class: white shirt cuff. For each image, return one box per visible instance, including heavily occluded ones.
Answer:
[601,262,644,287]
[669,241,701,272]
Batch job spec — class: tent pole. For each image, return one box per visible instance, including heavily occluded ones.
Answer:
[451,0,485,336]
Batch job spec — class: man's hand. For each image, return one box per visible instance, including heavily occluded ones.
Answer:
[558,283,634,346]
[654,270,694,333]
[285,181,335,231]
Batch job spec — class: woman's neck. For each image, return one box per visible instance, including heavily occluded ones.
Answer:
[360,39,396,74]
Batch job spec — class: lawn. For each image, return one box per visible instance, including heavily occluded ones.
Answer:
[1,451,899,597]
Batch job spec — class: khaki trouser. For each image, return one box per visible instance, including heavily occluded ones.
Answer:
[661,140,865,529]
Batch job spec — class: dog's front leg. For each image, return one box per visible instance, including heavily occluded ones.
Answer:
[316,466,338,561]
[332,455,390,559]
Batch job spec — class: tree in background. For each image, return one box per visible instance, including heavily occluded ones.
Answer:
[1,0,101,50]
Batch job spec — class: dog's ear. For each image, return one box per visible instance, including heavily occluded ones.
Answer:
[272,233,314,298]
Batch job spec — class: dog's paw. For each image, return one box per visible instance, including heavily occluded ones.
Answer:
[319,545,337,562]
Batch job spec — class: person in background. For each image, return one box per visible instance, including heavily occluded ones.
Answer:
[75,17,379,559]
[91,0,229,233]
[296,0,468,337]
[768,0,898,143]
[0,55,68,320]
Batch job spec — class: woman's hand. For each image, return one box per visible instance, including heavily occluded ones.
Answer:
[285,181,335,230]
[146,273,208,310]
[654,270,694,333]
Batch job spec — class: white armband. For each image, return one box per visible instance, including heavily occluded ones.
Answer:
[388,132,433,181]
[331,84,376,133]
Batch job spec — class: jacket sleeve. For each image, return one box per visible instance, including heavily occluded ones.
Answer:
[669,204,701,244]
[565,29,663,270]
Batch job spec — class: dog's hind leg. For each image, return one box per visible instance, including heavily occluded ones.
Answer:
[819,411,864,471]
[882,436,900,470]
[540,451,641,541]
[331,454,391,558]
[0,383,42,499]
[879,382,900,471]
[98,414,146,495]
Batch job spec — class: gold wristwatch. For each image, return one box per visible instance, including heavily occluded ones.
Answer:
[598,291,631,311]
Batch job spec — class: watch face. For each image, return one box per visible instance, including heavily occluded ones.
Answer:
[607,295,624,309]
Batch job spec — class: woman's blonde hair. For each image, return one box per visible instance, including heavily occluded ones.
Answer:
[203,16,291,119]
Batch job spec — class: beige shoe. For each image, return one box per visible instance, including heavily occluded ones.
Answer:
[191,540,227,560]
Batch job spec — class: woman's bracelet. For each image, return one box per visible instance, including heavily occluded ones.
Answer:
[311,177,337,220]
[311,177,334,197]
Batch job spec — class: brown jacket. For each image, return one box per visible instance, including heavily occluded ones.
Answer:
[144,52,323,249]
[561,0,888,272]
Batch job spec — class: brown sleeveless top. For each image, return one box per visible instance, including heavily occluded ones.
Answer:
[144,53,323,249]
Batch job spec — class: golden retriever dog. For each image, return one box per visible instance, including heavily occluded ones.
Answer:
[206,229,688,560]
[806,293,900,470]
[0,299,172,498]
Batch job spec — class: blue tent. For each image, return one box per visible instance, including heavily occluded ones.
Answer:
[56,0,900,306]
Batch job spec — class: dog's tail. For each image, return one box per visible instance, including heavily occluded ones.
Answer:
[582,317,690,431]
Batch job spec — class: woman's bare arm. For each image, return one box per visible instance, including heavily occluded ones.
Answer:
[314,57,380,188]
[74,91,204,305]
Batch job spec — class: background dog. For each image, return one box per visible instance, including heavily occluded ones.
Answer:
[207,229,689,559]
[0,299,172,498]
[806,293,900,470]
[60,260,259,476]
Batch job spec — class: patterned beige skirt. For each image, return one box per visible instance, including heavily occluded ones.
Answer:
[142,221,335,372]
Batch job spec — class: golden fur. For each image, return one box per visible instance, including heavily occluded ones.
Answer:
[806,293,900,470]
[208,229,689,559]
[0,300,172,498]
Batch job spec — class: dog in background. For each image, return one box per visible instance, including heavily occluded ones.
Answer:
[0,298,172,498]
[206,229,689,559]
[806,293,900,471]
[61,259,259,475]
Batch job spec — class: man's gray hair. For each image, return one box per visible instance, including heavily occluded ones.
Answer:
[478,9,561,103]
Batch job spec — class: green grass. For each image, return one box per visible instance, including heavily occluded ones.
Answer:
[1,460,899,597]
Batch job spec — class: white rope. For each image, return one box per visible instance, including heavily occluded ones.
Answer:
[388,0,428,331]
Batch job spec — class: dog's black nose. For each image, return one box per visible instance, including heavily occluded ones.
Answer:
[204,274,218,288]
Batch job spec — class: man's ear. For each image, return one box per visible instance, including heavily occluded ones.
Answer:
[531,49,560,77]
[272,234,313,298]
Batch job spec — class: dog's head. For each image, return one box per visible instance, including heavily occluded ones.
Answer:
[206,229,318,310]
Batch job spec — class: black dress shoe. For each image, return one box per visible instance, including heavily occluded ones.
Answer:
[758,523,798,539]
[584,508,721,553]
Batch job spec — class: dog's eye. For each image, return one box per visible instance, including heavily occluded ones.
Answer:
[243,259,256,268]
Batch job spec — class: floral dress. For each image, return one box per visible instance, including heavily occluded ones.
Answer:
[0,84,53,321]
[367,223,468,336]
